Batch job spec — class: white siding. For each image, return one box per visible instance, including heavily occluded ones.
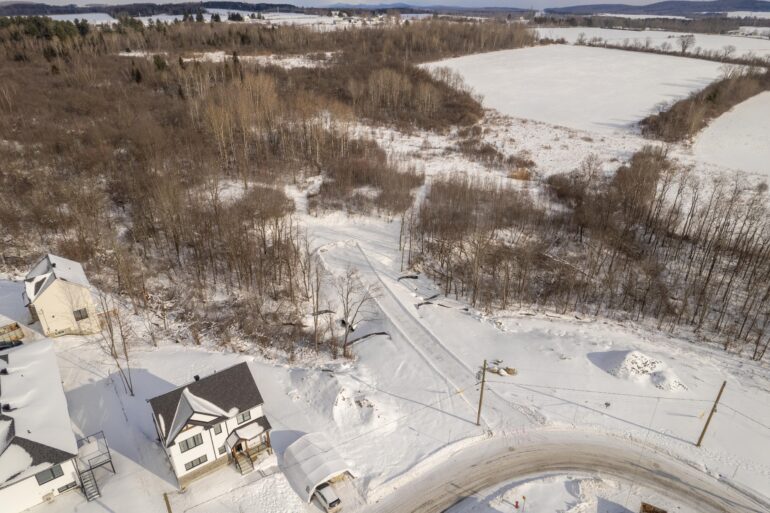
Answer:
[33,280,99,337]
[166,405,265,479]
[0,459,79,513]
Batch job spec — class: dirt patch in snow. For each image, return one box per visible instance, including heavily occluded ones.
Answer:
[588,350,688,391]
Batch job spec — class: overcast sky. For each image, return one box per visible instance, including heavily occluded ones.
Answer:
[34,0,669,10]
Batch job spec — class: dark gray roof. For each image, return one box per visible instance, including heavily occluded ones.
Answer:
[148,362,264,443]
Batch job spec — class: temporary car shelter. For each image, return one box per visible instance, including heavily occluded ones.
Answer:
[282,432,354,503]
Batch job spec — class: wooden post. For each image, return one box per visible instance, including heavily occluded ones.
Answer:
[476,360,487,426]
[697,380,726,447]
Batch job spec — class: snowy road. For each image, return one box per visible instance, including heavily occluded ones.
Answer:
[364,430,770,513]
[354,243,541,429]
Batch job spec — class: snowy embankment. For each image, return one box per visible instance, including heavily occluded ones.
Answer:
[692,91,770,177]
[422,45,723,134]
[447,473,696,513]
[537,26,770,58]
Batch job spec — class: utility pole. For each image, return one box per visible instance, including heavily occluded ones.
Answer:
[697,380,726,448]
[476,359,487,426]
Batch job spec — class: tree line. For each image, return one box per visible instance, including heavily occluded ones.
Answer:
[405,148,770,361]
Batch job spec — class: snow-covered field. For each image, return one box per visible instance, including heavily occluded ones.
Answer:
[598,13,692,20]
[423,45,724,133]
[693,91,770,177]
[727,11,770,19]
[6,13,117,24]
[537,26,770,58]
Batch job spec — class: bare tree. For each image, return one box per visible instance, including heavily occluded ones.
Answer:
[334,266,379,357]
[98,294,136,396]
[678,34,695,55]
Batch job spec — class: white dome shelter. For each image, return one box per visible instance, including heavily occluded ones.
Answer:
[282,432,354,503]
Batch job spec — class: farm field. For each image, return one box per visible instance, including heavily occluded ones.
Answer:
[537,26,770,58]
[423,45,723,133]
[693,91,770,177]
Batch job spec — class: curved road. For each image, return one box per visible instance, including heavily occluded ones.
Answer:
[364,430,769,513]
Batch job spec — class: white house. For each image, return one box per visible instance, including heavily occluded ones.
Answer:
[23,254,101,337]
[148,362,272,488]
[0,341,81,513]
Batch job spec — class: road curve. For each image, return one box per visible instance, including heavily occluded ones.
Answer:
[364,430,769,513]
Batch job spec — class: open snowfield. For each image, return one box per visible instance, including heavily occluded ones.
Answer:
[598,13,692,20]
[693,91,770,177]
[423,45,724,133]
[537,27,770,58]
[728,11,770,19]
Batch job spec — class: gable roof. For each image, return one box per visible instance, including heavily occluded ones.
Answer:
[23,254,91,304]
[0,340,77,488]
[148,362,264,447]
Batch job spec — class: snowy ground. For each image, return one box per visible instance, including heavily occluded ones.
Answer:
[423,45,724,134]
[692,91,770,178]
[447,473,697,513]
[4,35,770,513]
[537,27,770,59]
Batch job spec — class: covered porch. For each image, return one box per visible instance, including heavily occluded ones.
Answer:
[225,417,272,475]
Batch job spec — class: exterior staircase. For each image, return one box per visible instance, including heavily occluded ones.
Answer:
[80,469,100,501]
[234,452,254,475]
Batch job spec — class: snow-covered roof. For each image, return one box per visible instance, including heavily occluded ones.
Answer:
[282,432,354,503]
[148,362,265,447]
[24,254,91,304]
[0,340,77,488]
[226,416,271,449]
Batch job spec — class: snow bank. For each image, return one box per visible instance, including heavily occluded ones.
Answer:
[589,350,688,391]
[448,472,697,513]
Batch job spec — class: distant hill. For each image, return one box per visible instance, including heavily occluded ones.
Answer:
[0,2,301,17]
[546,0,770,16]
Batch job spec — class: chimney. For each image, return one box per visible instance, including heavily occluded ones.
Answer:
[194,375,200,382]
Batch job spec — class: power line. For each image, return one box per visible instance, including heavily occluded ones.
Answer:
[721,404,770,432]
[484,380,714,402]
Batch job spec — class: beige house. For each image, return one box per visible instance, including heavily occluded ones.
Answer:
[23,254,101,337]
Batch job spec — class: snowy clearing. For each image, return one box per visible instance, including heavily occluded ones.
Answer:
[423,45,724,133]
[692,91,770,178]
[537,26,770,58]
[182,50,335,68]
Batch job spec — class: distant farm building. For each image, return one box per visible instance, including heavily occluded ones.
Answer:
[148,362,272,488]
[23,254,101,337]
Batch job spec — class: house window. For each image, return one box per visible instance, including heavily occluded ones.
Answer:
[184,455,208,471]
[73,308,89,321]
[218,445,227,455]
[178,433,203,453]
[35,464,64,485]
[236,411,251,425]
[58,481,78,493]
[213,424,222,435]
